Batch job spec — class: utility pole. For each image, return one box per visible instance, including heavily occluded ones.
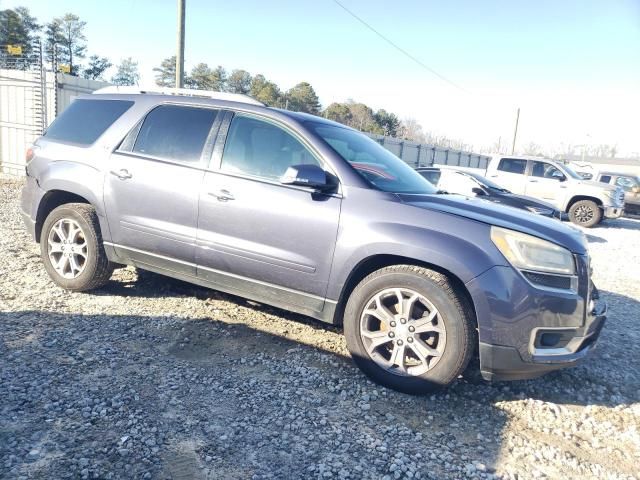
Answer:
[511,107,520,155]
[176,0,186,88]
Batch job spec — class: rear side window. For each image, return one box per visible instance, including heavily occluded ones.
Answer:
[498,158,527,174]
[133,105,218,164]
[44,99,133,145]
[599,175,611,184]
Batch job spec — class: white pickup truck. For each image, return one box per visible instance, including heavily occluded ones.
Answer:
[481,155,625,227]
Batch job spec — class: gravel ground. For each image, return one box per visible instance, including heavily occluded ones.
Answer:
[1,176,639,480]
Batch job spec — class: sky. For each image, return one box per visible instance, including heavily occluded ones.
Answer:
[3,0,640,156]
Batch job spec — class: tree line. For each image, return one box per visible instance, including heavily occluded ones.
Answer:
[1,6,140,85]
[1,5,472,146]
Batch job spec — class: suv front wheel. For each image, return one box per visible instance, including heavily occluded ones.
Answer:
[344,265,475,394]
[40,203,114,291]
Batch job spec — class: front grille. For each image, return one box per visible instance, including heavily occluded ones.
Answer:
[523,271,573,290]
[616,190,625,206]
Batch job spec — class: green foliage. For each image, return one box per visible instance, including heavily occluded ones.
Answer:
[0,7,40,47]
[250,74,282,107]
[186,63,227,91]
[1,7,40,68]
[324,103,353,125]
[227,69,252,94]
[46,13,87,75]
[153,56,176,87]
[82,54,111,80]
[374,109,401,137]
[285,82,321,114]
[111,57,140,86]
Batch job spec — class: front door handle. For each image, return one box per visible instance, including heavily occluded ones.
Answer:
[110,169,132,180]
[529,179,538,183]
[208,189,235,202]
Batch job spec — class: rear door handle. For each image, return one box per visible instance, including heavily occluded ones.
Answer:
[208,189,235,201]
[110,169,132,180]
[529,179,538,183]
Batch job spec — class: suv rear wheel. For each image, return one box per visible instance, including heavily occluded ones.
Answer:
[343,265,474,394]
[568,199,602,228]
[40,203,114,291]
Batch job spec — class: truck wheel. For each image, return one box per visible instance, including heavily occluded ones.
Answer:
[568,200,602,228]
[343,265,475,394]
[40,203,114,291]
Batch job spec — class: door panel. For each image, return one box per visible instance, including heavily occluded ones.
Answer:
[103,105,219,275]
[196,113,341,309]
[104,154,204,275]
[525,161,566,208]
[197,173,341,308]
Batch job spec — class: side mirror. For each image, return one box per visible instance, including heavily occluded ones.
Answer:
[551,171,566,181]
[280,164,332,191]
[472,187,487,196]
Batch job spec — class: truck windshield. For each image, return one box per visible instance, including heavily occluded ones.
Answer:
[310,123,437,194]
[557,163,584,180]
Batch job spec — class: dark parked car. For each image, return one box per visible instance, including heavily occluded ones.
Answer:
[417,167,566,219]
[21,87,606,393]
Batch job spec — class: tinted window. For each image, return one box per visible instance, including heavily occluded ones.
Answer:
[221,115,320,180]
[44,99,133,145]
[531,161,564,179]
[419,170,441,185]
[133,105,218,163]
[497,158,527,174]
[599,175,612,184]
[311,123,437,194]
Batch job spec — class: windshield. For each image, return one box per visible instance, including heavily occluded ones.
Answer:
[557,163,583,180]
[310,123,437,194]
[460,170,510,192]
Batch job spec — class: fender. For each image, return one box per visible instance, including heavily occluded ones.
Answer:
[326,199,508,302]
[33,159,112,243]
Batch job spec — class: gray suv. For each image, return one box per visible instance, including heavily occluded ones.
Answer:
[21,87,607,394]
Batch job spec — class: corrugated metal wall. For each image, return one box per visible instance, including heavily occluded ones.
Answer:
[365,133,490,170]
[0,69,55,175]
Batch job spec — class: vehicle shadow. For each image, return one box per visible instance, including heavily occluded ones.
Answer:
[599,217,640,230]
[94,268,639,406]
[584,233,607,243]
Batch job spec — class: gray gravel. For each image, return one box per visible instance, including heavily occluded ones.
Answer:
[1,176,639,480]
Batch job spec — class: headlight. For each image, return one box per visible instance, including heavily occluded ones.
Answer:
[491,226,576,275]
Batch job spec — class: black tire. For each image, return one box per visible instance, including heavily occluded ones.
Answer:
[568,200,602,228]
[343,265,475,394]
[40,203,114,291]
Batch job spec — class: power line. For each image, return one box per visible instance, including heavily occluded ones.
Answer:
[331,0,467,93]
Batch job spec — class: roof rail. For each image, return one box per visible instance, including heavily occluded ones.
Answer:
[92,85,265,106]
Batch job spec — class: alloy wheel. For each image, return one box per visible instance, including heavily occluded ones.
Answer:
[359,288,447,377]
[47,218,88,279]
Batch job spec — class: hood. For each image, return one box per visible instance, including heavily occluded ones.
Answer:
[573,178,617,192]
[497,191,558,211]
[397,193,588,255]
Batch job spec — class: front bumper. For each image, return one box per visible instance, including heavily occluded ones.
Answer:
[603,206,624,219]
[466,257,606,382]
[478,297,606,381]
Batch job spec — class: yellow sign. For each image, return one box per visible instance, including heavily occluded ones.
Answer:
[6,45,22,55]
[58,64,71,74]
